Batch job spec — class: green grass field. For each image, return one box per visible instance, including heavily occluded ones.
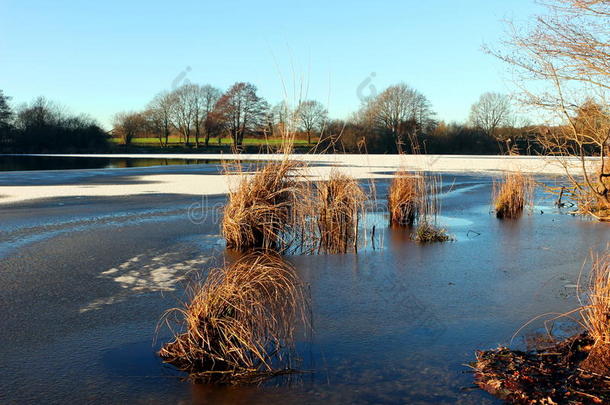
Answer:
[111,137,317,146]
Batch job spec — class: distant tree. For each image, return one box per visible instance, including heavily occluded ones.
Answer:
[0,90,12,126]
[15,97,64,150]
[296,100,328,145]
[424,122,498,155]
[206,108,227,146]
[0,90,14,147]
[360,83,435,152]
[213,82,268,147]
[469,92,512,145]
[170,84,196,147]
[199,84,222,147]
[147,91,176,147]
[16,97,62,129]
[573,100,610,153]
[269,102,294,137]
[188,85,206,148]
[148,84,222,148]
[113,111,148,145]
[14,96,107,152]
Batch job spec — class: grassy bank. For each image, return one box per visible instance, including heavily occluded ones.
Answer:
[111,137,318,147]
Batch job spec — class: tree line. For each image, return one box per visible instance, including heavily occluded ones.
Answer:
[319,88,537,154]
[0,93,109,153]
[115,80,535,154]
[0,81,547,154]
[113,81,329,149]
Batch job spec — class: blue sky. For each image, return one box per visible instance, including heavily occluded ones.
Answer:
[0,0,543,130]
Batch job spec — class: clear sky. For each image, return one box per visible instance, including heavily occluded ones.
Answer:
[0,0,543,130]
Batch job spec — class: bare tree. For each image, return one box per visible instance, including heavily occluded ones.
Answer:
[270,102,292,137]
[469,92,512,150]
[491,0,610,219]
[360,83,434,151]
[170,84,196,147]
[199,85,222,147]
[112,111,148,145]
[147,91,176,147]
[0,90,12,127]
[296,100,328,145]
[213,82,268,147]
[0,90,12,147]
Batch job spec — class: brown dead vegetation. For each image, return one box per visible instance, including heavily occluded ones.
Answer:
[582,158,610,221]
[388,171,422,226]
[315,170,367,253]
[493,172,535,219]
[473,249,610,403]
[158,252,310,383]
[221,159,306,251]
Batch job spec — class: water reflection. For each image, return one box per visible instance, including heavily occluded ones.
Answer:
[0,155,223,171]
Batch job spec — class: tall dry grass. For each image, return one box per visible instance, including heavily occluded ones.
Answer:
[222,159,306,251]
[388,171,422,226]
[510,248,610,370]
[492,172,534,219]
[580,249,610,347]
[158,252,310,382]
[316,170,366,253]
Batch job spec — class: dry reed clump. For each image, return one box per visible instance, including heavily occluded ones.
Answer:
[221,160,304,251]
[492,172,534,219]
[581,250,610,345]
[158,252,310,383]
[388,171,422,226]
[316,170,366,253]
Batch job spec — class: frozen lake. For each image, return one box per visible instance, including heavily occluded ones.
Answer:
[0,161,608,404]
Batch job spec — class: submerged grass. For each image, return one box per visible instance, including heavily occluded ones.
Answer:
[412,221,452,243]
[158,252,310,383]
[410,173,452,243]
[316,170,366,253]
[492,172,534,219]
